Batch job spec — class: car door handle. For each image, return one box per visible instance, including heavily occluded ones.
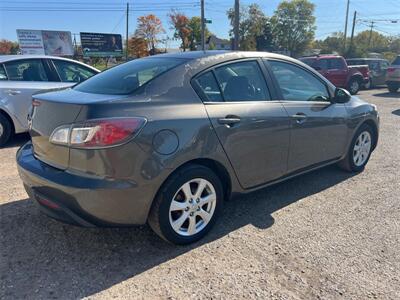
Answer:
[291,113,307,124]
[6,89,21,95]
[218,116,241,126]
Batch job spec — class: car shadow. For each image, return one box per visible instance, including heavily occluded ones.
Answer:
[372,92,400,98]
[392,109,400,116]
[2,133,30,149]
[0,165,355,299]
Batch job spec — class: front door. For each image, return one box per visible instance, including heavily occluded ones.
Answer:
[193,60,290,189]
[265,59,348,173]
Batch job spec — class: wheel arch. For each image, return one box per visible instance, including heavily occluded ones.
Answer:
[362,118,378,151]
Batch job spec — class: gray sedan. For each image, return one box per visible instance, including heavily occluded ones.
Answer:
[17,51,379,244]
[0,55,99,146]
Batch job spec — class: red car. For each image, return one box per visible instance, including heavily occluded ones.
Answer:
[300,55,370,95]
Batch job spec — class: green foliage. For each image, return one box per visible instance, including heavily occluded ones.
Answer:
[187,16,212,50]
[227,3,271,51]
[271,0,316,57]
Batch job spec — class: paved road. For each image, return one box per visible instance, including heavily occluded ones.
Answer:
[1,88,399,299]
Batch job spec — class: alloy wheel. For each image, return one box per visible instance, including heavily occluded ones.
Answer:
[169,178,217,236]
[350,80,359,94]
[0,123,3,138]
[353,131,372,167]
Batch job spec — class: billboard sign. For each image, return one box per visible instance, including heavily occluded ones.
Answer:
[16,30,45,55]
[17,29,74,56]
[80,32,123,57]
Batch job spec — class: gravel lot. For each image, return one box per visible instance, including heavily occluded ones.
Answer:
[0,88,399,300]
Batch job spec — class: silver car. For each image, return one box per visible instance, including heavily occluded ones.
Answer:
[0,55,99,146]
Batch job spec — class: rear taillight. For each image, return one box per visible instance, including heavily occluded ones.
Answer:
[387,67,395,73]
[49,117,146,148]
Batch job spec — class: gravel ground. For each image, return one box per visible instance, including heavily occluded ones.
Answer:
[0,88,399,300]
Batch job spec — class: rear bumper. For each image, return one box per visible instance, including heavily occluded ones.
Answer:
[17,142,152,227]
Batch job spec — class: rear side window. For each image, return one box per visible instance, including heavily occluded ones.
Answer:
[214,60,271,102]
[4,59,48,81]
[329,58,345,69]
[0,65,7,80]
[195,71,223,102]
[268,60,330,102]
[74,57,185,95]
[53,60,97,83]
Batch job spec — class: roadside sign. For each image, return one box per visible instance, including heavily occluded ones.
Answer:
[80,32,123,57]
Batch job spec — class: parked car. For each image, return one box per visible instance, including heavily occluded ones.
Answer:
[347,58,390,89]
[0,55,99,146]
[300,55,369,95]
[386,55,400,93]
[17,51,379,244]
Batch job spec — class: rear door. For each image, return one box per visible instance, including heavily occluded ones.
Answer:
[265,59,348,173]
[1,58,72,130]
[193,59,290,189]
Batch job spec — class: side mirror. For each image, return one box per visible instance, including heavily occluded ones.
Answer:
[333,88,351,103]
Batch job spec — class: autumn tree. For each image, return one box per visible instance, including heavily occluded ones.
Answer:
[271,0,316,56]
[169,10,191,51]
[135,14,165,54]
[128,36,149,58]
[0,39,19,54]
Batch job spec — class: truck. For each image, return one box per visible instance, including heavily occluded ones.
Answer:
[299,55,370,95]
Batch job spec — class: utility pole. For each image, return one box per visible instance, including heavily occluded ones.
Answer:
[343,0,350,52]
[126,2,129,60]
[201,0,205,50]
[368,21,375,48]
[348,11,357,56]
[233,0,239,50]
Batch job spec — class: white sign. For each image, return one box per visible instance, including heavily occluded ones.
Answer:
[17,29,74,56]
[16,30,45,55]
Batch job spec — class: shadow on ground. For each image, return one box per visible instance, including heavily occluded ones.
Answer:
[2,133,30,149]
[0,165,355,299]
[373,92,400,99]
[392,109,400,116]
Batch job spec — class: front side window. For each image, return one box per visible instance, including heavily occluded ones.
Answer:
[195,71,223,102]
[74,57,185,95]
[53,60,97,83]
[4,59,48,81]
[329,58,345,70]
[214,60,271,102]
[0,65,7,80]
[316,59,329,70]
[268,60,330,102]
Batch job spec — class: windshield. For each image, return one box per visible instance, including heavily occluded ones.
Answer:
[74,57,186,95]
[392,56,400,65]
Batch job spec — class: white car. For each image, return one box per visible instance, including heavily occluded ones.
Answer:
[0,55,99,146]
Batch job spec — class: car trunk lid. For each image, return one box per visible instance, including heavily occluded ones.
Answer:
[30,89,124,169]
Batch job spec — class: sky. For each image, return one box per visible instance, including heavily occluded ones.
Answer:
[0,0,399,48]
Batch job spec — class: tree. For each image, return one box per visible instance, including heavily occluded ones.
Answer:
[187,16,211,50]
[169,10,191,51]
[128,36,149,58]
[313,32,344,55]
[135,14,165,54]
[0,39,19,54]
[271,0,316,57]
[227,3,269,51]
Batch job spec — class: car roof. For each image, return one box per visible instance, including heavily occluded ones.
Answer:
[0,55,100,72]
[150,50,303,65]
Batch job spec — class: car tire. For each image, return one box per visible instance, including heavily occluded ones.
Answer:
[348,78,360,95]
[0,114,13,147]
[388,84,399,93]
[338,123,374,172]
[148,164,223,245]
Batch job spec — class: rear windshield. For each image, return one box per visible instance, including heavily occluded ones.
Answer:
[392,56,400,65]
[74,57,185,95]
